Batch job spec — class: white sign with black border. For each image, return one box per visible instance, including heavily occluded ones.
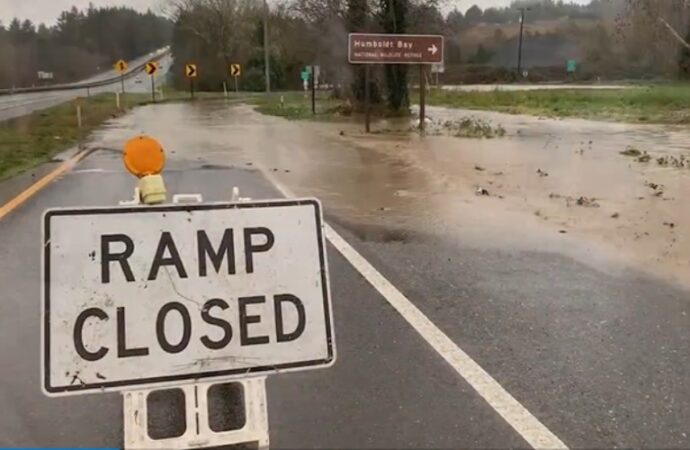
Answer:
[42,199,335,396]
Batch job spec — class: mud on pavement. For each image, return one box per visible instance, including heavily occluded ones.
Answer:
[92,100,690,290]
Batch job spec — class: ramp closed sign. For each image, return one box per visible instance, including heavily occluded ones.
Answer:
[42,199,334,395]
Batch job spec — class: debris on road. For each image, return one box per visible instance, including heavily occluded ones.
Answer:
[637,152,652,163]
[663,221,676,229]
[440,118,507,139]
[620,146,642,157]
[656,154,688,168]
[644,181,665,197]
[536,168,549,177]
[576,196,600,208]
[475,186,490,196]
[474,165,485,171]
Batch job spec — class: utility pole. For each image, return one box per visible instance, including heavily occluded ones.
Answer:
[517,7,530,78]
[263,0,271,93]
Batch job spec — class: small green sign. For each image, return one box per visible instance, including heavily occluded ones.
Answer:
[566,59,577,73]
[301,71,310,81]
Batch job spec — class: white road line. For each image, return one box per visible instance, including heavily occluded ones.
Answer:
[262,168,568,450]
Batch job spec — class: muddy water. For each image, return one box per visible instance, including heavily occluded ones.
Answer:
[94,100,690,290]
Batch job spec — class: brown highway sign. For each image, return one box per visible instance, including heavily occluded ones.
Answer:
[348,33,444,64]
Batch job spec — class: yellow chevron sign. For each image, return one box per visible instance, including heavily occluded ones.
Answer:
[185,64,197,78]
[145,62,158,75]
[114,60,128,74]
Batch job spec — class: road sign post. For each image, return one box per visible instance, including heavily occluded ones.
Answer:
[230,64,241,93]
[115,59,128,95]
[145,62,159,103]
[419,65,426,132]
[75,98,82,130]
[566,59,577,81]
[185,64,198,99]
[348,33,443,133]
[364,65,371,133]
[311,65,316,115]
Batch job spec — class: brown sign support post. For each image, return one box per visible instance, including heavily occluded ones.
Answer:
[348,33,443,133]
[364,65,371,133]
[419,65,426,132]
[145,62,159,103]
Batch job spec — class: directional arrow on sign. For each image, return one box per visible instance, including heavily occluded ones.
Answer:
[428,44,438,55]
[145,62,158,76]
[185,64,197,78]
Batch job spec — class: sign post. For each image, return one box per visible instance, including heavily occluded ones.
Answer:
[348,33,444,133]
[419,65,426,131]
[364,65,371,133]
[115,59,128,95]
[145,62,159,103]
[230,64,241,93]
[311,65,316,115]
[185,63,198,99]
[301,70,310,95]
[566,59,577,80]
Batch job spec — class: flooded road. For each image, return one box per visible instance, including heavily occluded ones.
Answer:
[96,100,690,289]
[2,98,690,448]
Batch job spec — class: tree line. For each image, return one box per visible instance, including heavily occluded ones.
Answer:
[0,5,172,88]
[168,0,634,114]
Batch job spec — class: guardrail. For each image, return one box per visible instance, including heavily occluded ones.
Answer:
[0,48,171,96]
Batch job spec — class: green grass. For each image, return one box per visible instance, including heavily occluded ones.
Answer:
[423,85,690,124]
[250,92,349,121]
[0,89,252,181]
[0,93,154,180]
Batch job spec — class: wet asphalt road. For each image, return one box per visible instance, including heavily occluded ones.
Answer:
[0,101,689,448]
[0,52,171,122]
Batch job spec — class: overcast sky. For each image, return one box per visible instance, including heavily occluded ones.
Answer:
[0,0,590,27]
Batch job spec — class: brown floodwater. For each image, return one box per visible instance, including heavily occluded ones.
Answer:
[94,100,690,289]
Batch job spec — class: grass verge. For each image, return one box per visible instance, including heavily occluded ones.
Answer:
[424,85,690,124]
[250,92,348,121]
[0,93,155,181]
